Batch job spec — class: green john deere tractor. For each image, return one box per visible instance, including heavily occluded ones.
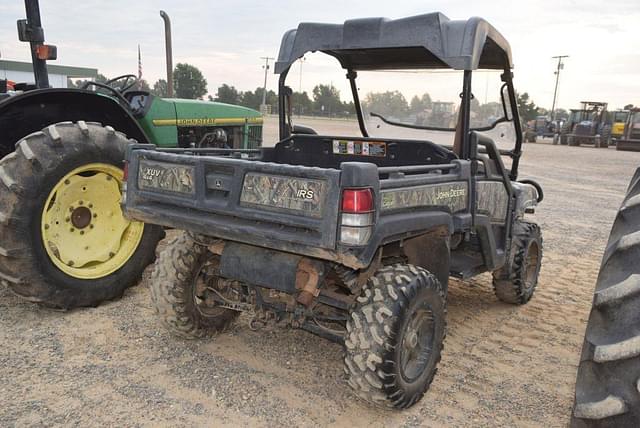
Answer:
[0,0,262,309]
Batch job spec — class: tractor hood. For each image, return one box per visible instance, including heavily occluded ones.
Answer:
[160,98,262,126]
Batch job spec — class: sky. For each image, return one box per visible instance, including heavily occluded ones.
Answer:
[1,0,639,110]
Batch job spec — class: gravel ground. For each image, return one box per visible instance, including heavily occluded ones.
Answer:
[1,120,639,427]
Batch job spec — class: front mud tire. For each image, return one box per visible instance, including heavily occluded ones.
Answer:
[150,232,239,339]
[0,121,163,309]
[492,221,543,305]
[344,264,446,409]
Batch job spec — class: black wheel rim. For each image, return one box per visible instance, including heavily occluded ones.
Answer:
[524,240,541,291]
[400,305,436,382]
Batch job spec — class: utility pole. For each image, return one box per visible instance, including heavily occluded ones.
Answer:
[260,56,275,113]
[550,55,569,121]
[299,56,306,93]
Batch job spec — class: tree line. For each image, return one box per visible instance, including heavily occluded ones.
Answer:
[69,61,555,123]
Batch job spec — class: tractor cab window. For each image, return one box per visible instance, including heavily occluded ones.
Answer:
[613,111,630,122]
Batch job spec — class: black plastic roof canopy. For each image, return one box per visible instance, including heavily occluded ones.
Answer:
[275,12,512,73]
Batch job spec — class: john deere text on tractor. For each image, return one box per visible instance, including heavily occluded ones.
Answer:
[0,0,262,309]
[123,13,543,409]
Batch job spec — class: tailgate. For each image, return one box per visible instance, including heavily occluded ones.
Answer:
[125,149,341,250]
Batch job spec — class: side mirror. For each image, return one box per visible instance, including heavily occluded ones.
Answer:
[501,84,514,121]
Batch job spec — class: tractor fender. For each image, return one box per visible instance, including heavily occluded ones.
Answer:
[0,88,149,158]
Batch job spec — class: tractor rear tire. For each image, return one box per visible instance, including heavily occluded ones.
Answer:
[492,221,543,305]
[149,232,239,339]
[572,168,640,426]
[0,121,163,309]
[600,125,611,149]
[344,264,446,409]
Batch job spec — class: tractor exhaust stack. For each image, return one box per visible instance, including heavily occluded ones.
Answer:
[159,10,173,97]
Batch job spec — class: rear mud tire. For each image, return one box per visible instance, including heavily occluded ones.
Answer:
[492,221,543,305]
[572,168,640,426]
[600,125,611,149]
[0,122,163,309]
[149,232,239,339]
[344,264,446,409]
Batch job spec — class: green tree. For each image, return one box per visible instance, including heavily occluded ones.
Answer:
[312,84,343,116]
[292,91,313,115]
[173,63,207,99]
[553,108,569,120]
[409,93,432,114]
[362,91,409,118]
[151,79,168,97]
[516,92,538,123]
[67,73,108,89]
[215,84,240,104]
[341,101,356,117]
[137,79,151,91]
[240,87,278,112]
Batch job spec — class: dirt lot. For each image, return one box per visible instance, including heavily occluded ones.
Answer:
[1,118,639,427]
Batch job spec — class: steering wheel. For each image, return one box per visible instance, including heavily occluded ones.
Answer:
[81,74,139,107]
[104,74,138,93]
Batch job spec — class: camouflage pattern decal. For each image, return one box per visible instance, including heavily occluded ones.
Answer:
[240,173,326,218]
[477,180,509,223]
[382,182,468,212]
[138,160,195,194]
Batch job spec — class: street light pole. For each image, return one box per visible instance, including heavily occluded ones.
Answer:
[299,56,306,93]
[260,56,274,113]
[550,55,569,121]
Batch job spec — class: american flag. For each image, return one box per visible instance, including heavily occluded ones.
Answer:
[137,44,142,89]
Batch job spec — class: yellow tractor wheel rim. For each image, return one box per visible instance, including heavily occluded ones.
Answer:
[41,163,145,280]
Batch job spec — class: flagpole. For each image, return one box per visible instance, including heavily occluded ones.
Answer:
[137,44,142,89]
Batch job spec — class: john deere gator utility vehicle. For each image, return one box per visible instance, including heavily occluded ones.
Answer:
[555,101,611,148]
[123,12,543,408]
[0,0,262,309]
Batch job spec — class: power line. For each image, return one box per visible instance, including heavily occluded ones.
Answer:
[550,55,569,121]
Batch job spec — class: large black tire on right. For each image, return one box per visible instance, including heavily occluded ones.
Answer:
[344,264,446,409]
[0,121,163,309]
[150,232,239,339]
[572,168,640,426]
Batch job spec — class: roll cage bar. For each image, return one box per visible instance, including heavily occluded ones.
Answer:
[274,13,523,180]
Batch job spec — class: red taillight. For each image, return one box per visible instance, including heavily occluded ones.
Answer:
[340,188,374,246]
[342,188,374,213]
[122,161,129,181]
